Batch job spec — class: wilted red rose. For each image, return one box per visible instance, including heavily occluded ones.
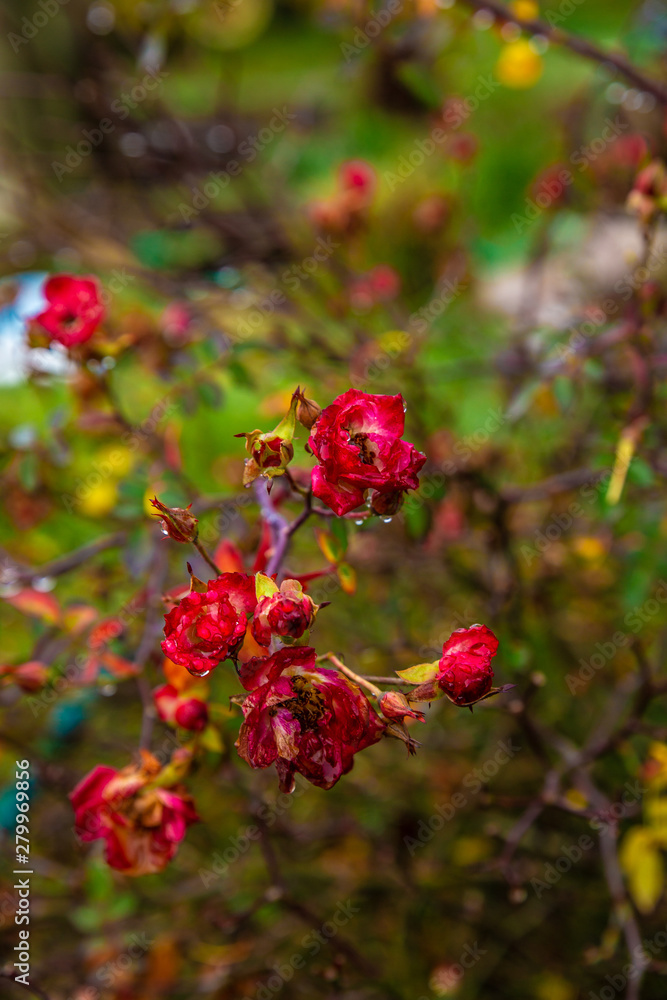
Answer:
[34,274,105,347]
[309,388,426,516]
[69,754,198,875]
[252,575,318,647]
[236,646,386,792]
[161,573,256,676]
[437,624,499,706]
[154,683,209,732]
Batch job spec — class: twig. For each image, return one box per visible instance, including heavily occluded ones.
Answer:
[1,531,128,588]
[319,652,382,697]
[192,539,221,577]
[457,0,667,105]
[0,973,52,1000]
[254,480,313,580]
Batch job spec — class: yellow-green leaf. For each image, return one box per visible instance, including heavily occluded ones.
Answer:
[315,528,345,565]
[337,562,356,595]
[255,572,278,600]
[620,827,664,913]
[199,724,223,753]
[396,661,439,683]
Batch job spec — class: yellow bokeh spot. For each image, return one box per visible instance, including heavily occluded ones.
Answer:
[510,0,539,20]
[95,443,135,479]
[563,788,588,811]
[495,39,543,88]
[535,974,576,1000]
[572,536,606,562]
[79,480,119,519]
[144,486,165,517]
[451,836,491,866]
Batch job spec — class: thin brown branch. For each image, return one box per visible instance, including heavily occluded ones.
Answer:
[457,0,667,105]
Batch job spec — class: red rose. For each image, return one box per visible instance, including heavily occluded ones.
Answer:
[235,647,386,792]
[309,389,426,516]
[69,755,198,876]
[154,683,209,732]
[161,573,257,676]
[252,576,318,647]
[34,274,105,347]
[437,625,499,706]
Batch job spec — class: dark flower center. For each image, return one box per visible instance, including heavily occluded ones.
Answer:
[281,675,326,730]
[348,430,376,465]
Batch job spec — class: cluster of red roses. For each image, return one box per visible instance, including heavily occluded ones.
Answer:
[62,278,503,875]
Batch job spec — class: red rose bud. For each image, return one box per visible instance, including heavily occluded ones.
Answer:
[161,572,257,676]
[378,690,425,724]
[236,393,298,487]
[437,624,499,707]
[294,387,322,430]
[154,683,209,732]
[236,646,385,792]
[150,496,199,543]
[34,274,105,348]
[309,388,426,516]
[251,573,319,647]
[69,755,198,876]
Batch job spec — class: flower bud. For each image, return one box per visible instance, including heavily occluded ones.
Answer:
[437,624,499,707]
[150,497,199,543]
[236,393,298,486]
[378,690,425,724]
[294,387,322,430]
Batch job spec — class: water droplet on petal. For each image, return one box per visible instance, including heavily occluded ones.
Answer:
[354,519,364,526]
[382,517,393,524]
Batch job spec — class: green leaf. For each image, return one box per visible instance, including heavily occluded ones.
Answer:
[396,661,439,683]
